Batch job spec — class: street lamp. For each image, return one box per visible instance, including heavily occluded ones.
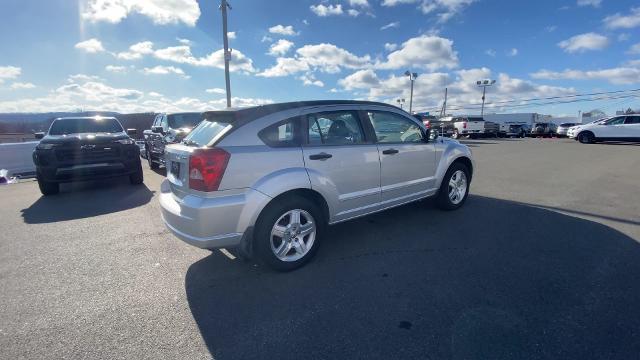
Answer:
[220,0,232,108]
[476,79,496,117]
[396,98,405,110]
[405,71,418,113]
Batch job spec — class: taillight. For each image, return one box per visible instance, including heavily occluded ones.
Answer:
[463,122,467,129]
[189,148,230,192]
[423,120,430,129]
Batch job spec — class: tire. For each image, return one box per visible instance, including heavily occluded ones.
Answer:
[452,129,460,139]
[436,162,470,211]
[254,196,324,271]
[129,164,144,185]
[147,150,159,170]
[578,132,595,144]
[37,175,59,196]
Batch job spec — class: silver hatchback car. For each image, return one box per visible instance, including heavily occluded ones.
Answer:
[160,101,474,271]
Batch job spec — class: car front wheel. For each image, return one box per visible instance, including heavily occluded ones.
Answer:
[436,163,470,210]
[37,174,59,196]
[146,150,159,170]
[578,132,595,144]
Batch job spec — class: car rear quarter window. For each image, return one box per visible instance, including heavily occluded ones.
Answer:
[258,118,300,147]
[624,116,640,124]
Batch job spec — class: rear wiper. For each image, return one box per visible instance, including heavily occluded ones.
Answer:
[182,139,199,146]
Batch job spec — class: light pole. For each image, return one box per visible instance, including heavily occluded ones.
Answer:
[476,79,495,117]
[396,98,405,110]
[220,0,232,108]
[404,71,418,113]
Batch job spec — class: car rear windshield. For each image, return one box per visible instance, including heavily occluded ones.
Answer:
[168,113,202,129]
[49,118,123,135]
[182,112,234,147]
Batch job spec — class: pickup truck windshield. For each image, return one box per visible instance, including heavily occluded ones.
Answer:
[49,118,123,135]
[168,113,202,129]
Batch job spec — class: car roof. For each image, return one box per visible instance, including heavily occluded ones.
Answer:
[53,116,118,121]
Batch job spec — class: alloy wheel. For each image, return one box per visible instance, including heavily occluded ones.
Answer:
[270,209,316,262]
[448,170,468,205]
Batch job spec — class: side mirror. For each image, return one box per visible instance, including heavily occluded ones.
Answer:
[126,128,137,136]
[35,132,45,140]
[151,126,164,134]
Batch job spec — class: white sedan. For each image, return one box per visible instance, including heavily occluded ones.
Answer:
[573,114,640,144]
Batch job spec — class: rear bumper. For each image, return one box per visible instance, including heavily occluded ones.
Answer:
[159,180,271,249]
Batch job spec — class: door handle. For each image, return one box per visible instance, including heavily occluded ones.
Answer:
[382,149,399,155]
[309,153,333,160]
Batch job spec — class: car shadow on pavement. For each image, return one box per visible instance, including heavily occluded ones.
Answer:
[184,195,640,360]
[21,177,154,224]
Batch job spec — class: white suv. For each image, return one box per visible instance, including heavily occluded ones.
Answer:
[574,114,640,144]
[159,101,474,271]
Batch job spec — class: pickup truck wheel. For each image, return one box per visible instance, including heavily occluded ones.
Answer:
[37,175,59,196]
[129,165,144,185]
[452,129,460,139]
[146,150,159,170]
[436,163,470,211]
[254,196,324,271]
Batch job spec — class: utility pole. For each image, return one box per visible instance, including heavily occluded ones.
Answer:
[220,0,232,108]
[440,87,448,117]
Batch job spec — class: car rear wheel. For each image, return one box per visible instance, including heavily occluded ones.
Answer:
[436,163,470,211]
[254,196,324,271]
[578,132,595,144]
[37,175,59,196]
[146,150,159,170]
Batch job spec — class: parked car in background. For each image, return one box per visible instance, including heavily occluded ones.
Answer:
[143,112,202,169]
[556,123,578,137]
[573,114,640,144]
[483,121,500,138]
[32,117,143,195]
[567,118,608,139]
[500,123,530,138]
[530,122,558,137]
[159,101,474,271]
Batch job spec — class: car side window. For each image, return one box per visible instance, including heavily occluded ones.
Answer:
[624,116,640,124]
[606,117,625,125]
[306,111,365,145]
[367,111,424,144]
[258,117,299,147]
[161,115,169,130]
[152,115,161,127]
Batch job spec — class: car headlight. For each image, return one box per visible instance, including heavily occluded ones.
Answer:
[36,143,56,150]
[116,138,135,145]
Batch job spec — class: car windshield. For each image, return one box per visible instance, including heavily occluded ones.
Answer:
[49,118,123,135]
[168,113,202,129]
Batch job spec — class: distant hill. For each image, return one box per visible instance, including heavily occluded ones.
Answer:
[0,112,157,139]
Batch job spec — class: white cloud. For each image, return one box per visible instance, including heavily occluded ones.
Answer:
[381,22,400,30]
[577,0,601,7]
[177,38,192,45]
[0,66,21,84]
[299,73,324,87]
[142,65,188,77]
[347,9,360,16]
[296,43,371,73]
[558,32,609,53]
[227,31,236,39]
[384,43,398,51]
[628,43,640,54]
[618,33,630,41]
[531,66,640,85]
[206,88,226,94]
[507,48,518,56]
[268,25,298,36]
[261,35,273,43]
[0,75,273,113]
[376,35,459,71]
[349,0,369,6]
[381,0,475,23]
[257,58,310,77]
[117,41,154,60]
[268,39,295,56]
[105,65,128,73]
[338,69,380,90]
[10,82,36,90]
[153,45,256,73]
[545,25,557,32]
[485,49,496,57]
[82,0,201,26]
[604,7,640,29]
[310,4,343,16]
[74,38,105,53]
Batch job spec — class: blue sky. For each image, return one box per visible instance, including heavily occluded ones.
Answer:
[0,0,639,116]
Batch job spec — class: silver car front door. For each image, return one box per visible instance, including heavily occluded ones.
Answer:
[301,108,381,223]
[365,110,437,207]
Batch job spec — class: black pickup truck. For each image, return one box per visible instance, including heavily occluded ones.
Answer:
[32,117,143,195]
[142,112,202,169]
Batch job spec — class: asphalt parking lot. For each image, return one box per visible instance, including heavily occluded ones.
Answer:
[1,138,639,359]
